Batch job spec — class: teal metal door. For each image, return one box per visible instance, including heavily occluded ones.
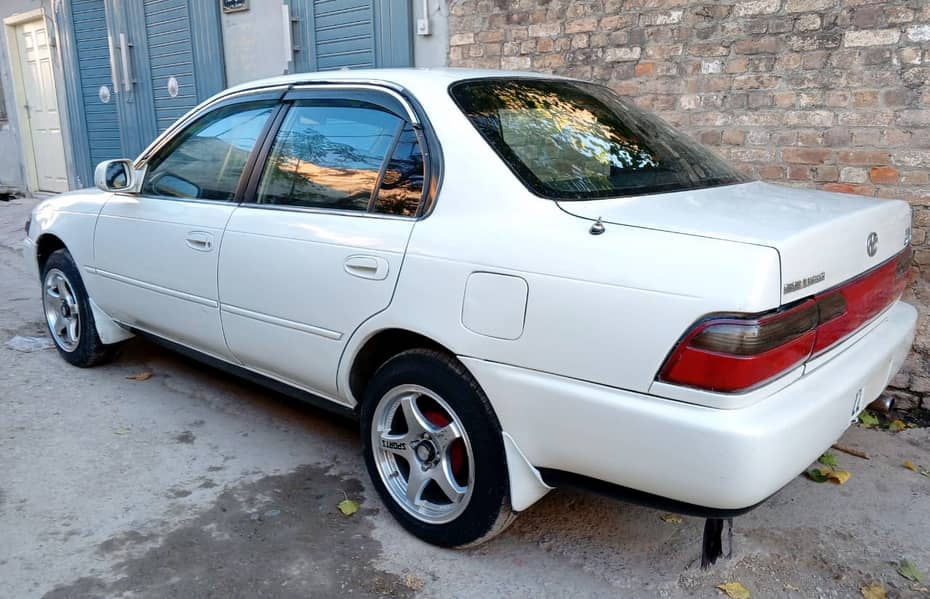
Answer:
[58,0,226,185]
[287,0,412,73]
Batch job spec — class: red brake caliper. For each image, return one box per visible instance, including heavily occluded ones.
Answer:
[423,409,466,483]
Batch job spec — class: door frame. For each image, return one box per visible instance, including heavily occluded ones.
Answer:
[4,9,53,192]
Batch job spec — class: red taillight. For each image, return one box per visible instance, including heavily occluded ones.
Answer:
[660,247,911,393]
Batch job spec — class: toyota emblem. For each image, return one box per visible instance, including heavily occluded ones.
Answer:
[867,232,879,257]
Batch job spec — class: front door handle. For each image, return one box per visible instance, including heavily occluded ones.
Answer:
[185,231,214,252]
[344,255,389,280]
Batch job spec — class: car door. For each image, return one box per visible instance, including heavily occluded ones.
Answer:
[218,86,429,400]
[92,95,280,358]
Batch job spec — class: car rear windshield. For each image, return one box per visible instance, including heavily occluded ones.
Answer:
[449,78,748,200]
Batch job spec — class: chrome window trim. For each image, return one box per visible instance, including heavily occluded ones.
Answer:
[234,202,418,222]
[134,85,292,169]
[286,83,421,127]
[129,79,442,217]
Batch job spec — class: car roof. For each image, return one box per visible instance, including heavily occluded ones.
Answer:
[222,67,573,97]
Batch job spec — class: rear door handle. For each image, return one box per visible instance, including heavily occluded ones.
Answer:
[344,255,389,280]
[185,231,214,252]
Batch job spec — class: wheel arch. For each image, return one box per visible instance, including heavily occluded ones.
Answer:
[34,232,133,345]
[35,233,67,278]
[343,326,553,514]
[346,327,452,408]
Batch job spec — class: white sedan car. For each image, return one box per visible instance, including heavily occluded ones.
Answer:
[24,69,916,548]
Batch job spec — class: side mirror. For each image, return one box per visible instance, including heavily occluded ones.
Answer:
[94,159,135,192]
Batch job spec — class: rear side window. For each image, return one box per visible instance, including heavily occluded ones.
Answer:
[450,79,747,200]
[373,125,424,217]
[257,101,403,212]
[142,101,275,201]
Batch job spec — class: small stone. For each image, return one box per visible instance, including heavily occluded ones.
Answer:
[844,29,901,47]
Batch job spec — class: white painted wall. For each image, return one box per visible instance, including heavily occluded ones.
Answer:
[0,40,23,191]
[220,0,288,86]
[413,0,449,68]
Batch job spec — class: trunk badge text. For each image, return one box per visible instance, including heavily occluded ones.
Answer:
[867,232,879,257]
[784,272,826,294]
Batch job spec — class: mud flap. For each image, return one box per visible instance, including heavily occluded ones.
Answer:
[701,517,734,569]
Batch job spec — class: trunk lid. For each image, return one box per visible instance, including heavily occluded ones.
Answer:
[558,181,911,303]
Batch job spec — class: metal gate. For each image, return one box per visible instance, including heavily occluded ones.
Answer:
[58,0,225,186]
[287,0,412,73]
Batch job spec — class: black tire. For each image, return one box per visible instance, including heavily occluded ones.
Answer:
[360,349,516,548]
[41,249,115,367]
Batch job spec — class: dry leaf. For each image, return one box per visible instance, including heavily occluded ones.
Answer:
[818,452,838,467]
[861,583,887,599]
[660,513,683,524]
[898,560,924,583]
[716,581,751,599]
[905,460,918,472]
[806,466,851,484]
[827,469,851,485]
[888,420,907,432]
[337,498,359,516]
[127,371,153,381]
[858,411,880,427]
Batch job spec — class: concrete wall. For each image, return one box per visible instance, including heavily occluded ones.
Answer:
[0,37,23,191]
[414,0,450,68]
[221,0,288,86]
[449,0,930,401]
[220,0,450,85]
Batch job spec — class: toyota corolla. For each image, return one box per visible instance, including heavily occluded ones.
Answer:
[24,69,916,548]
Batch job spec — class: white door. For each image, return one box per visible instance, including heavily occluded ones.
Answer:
[16,19,68,193]
[218,93,426,399]
[93,99,277,358]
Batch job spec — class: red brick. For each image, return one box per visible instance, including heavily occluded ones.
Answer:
[634,62,657,77]
[783,148,833,164]
[758,165,785,179]
[822,183,875,196]
[788,165,811,180]
[870,166,900,184]
[837,151,892,166]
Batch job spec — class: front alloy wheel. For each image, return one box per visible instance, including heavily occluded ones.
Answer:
[40,249,114,367]
[43,268,81,352]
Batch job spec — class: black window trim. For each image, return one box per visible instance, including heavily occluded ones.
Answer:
[128,81,444,218]
[135,92,286,205]
[238,83,442,221]
[447,76,748,202]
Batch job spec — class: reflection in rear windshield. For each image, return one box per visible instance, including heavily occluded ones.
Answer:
[450,79,748,200]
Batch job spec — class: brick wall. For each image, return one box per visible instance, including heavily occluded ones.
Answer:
[449,0,930,400]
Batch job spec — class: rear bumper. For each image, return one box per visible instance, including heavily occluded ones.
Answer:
[462,300,916,511]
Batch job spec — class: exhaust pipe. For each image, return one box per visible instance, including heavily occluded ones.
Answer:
[867,396,895,413]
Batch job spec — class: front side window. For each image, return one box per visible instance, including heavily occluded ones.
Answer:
[450,79,747,200]
[256,101,405,212]
[142,101,275,201]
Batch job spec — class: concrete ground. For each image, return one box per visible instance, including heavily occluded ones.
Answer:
[2,196,929,599]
